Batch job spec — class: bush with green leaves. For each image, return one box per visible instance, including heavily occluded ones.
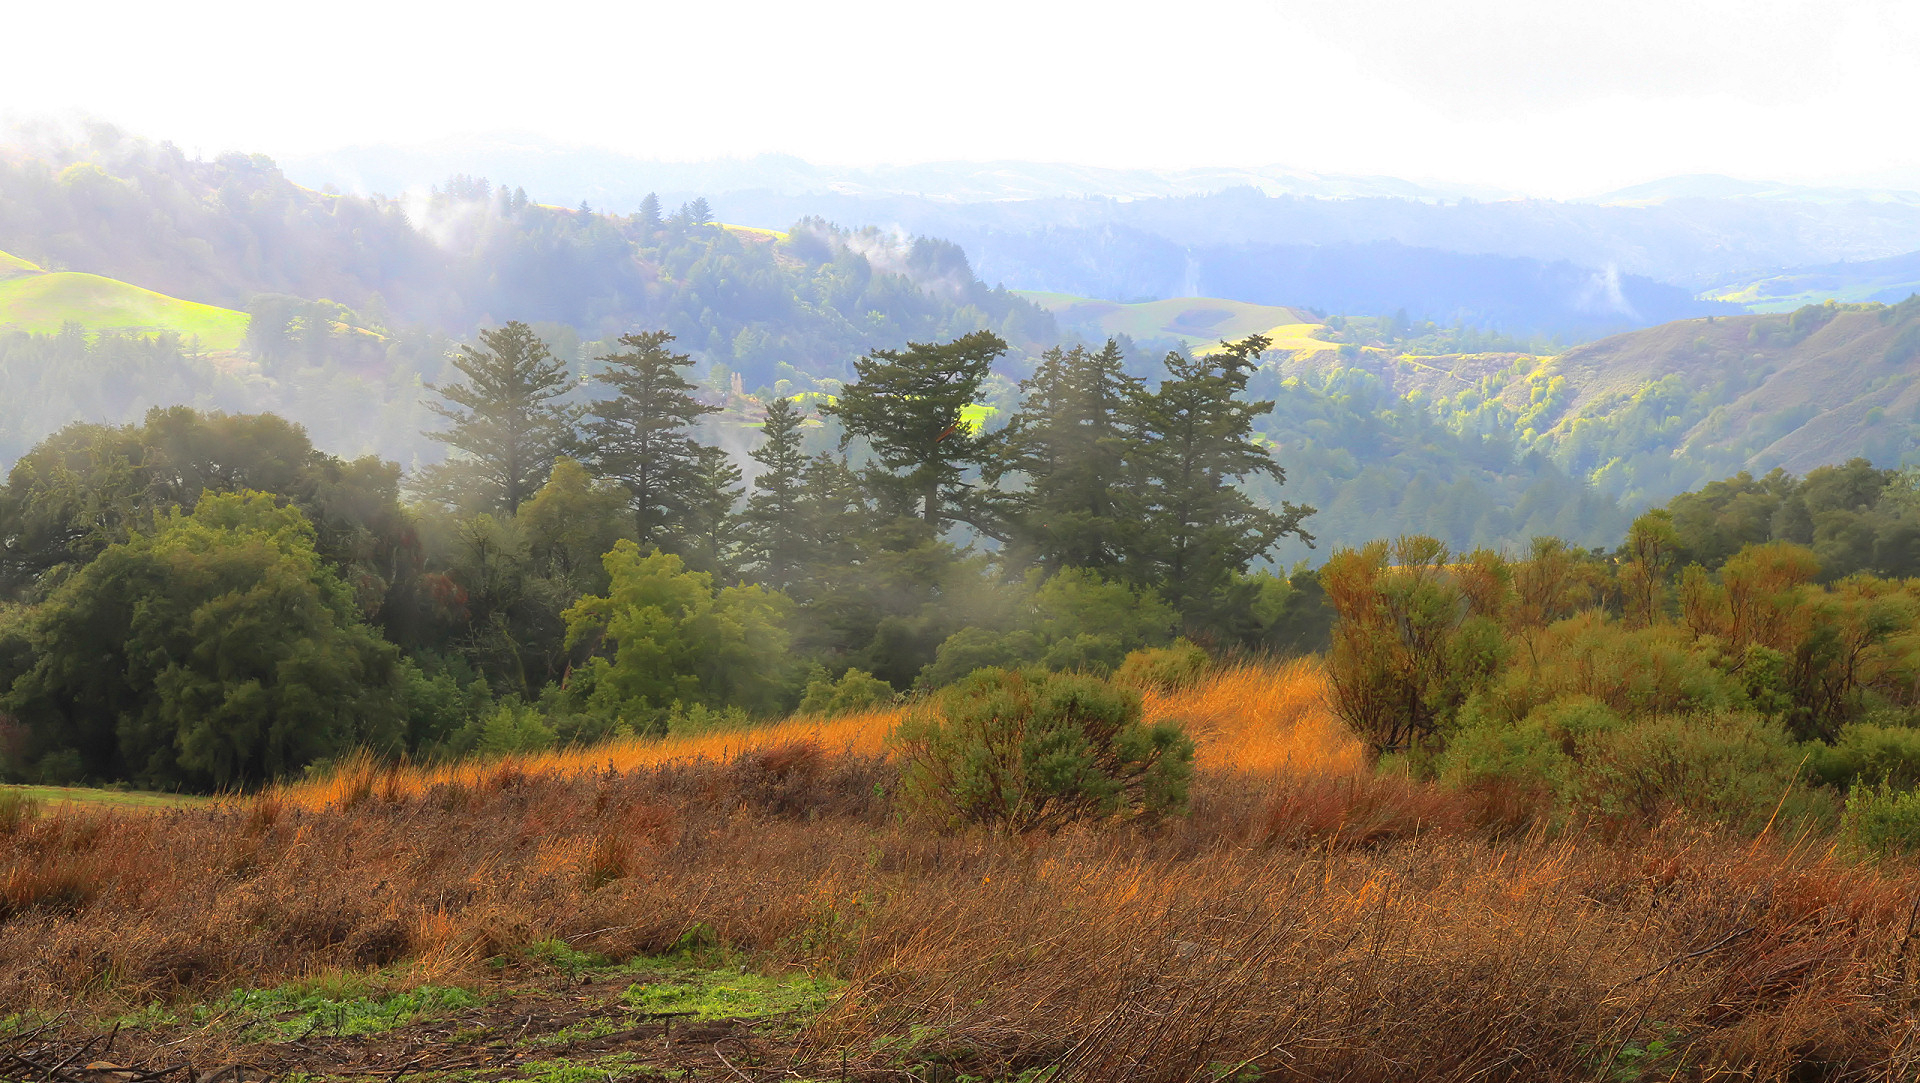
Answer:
[1840,782,1920,857]
[1112,639,1212,694]
[892,667,1193,833]
[918,568,1176,687]
[1,490,406,789]
[797,666,897,718]
[1811,722,1920,791]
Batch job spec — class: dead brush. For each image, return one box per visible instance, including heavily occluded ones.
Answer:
[1247,771,1482,848]
[4,659,1920,1079]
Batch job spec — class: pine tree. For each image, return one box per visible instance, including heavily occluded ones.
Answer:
[1129,334,1314,621]
[677,444,744,577]
[583,331,719,547]
[420,321,582,515]
[991,339,1141,573]
[826,330,1006,531]
[635,192,662,234]
[741,396,809,590]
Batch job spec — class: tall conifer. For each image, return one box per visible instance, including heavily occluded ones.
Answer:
[421,321,581,515]
[584,331,719,547]
[1130,334,1314,620]
[826,330,1006,531]
[991,339,1140,573]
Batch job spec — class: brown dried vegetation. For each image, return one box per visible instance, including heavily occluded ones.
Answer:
[4,666,1920,1080]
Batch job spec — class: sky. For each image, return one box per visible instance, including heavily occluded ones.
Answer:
[4,0,1918,199]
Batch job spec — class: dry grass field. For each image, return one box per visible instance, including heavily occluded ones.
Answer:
[4,660,1917,1081]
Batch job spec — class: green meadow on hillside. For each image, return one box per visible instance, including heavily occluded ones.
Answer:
[1018,291,1334,354]
[0,250,248,350]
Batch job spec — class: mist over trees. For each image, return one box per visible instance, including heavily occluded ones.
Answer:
[0,326,1326,791]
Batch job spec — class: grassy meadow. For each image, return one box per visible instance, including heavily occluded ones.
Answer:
[5,658,1918,1080]
[0,251,249,349]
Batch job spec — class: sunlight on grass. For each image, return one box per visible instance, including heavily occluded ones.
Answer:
[282,658,1361,810]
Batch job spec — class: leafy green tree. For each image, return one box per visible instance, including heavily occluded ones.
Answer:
[1130,335,1314,623]
[990,339,1141,574]
[826,331,1007,530]
[517,458,634,595]
[2,491,405,789]
[583,331,719,548]
[0,409,421,631]
[919,568,1175,687]
[561,541,794,726]
[420,321,582,515]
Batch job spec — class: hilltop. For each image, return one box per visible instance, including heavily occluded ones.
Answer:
[0,249,248,349]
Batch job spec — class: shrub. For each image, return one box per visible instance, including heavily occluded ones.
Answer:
[892,667,1194,833]
[1113,639,1211,694]
[1320,537,1507,757]
[1841,782,1920,857]
[1572,712,1832,834]
[798,667,898,718]
[464,700,557,756]
[1810,722,1920,790]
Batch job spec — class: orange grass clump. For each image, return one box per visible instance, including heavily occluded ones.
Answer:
[1145,657,1366,777]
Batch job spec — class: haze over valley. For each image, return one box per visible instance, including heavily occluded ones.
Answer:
[7,3,1920,1078]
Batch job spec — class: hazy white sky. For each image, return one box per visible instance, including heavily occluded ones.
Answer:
[6,0,1917,197]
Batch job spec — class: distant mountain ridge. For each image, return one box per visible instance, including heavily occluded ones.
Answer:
[282,137,1512,206]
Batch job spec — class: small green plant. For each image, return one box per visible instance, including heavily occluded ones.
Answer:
[199,981,485,1039]
[620,969,841,1021]
[893,667,1194,833]
[1841,781,1920,857]
[524,937,607,974]
[1597,1021,1683,1081]
[1112,639,1210,693]
[798,666,898,718]
[0,790,41,835]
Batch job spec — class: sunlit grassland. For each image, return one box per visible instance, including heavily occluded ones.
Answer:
[1015,291,1321,348]
[0,254,249,349]
[286,658,1360,811]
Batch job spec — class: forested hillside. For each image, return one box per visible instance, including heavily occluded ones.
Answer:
[0,132,1055,464]
[8,130,1920,565]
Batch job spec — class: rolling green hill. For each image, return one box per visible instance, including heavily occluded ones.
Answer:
[1271,298,1920,506]
[0,251,248,350]
[1705,251,1920,312]
[1017,291,1335,354]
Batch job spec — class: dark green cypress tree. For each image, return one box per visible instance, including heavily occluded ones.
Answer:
[990,338,1141,573]
[421,321,582,515]
[741,396,808,590]
[1129,334,1314,622]
[635,192,662,235]
[680,443,744,577]
[825,330,1006,531]
[583,331,718,547]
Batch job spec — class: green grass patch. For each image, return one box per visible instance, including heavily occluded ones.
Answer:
[491,1053,640,1083]
[191,980,485,1039]
[0,783,210,811]
[619,968,841,1022]
[0,271,248,349]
